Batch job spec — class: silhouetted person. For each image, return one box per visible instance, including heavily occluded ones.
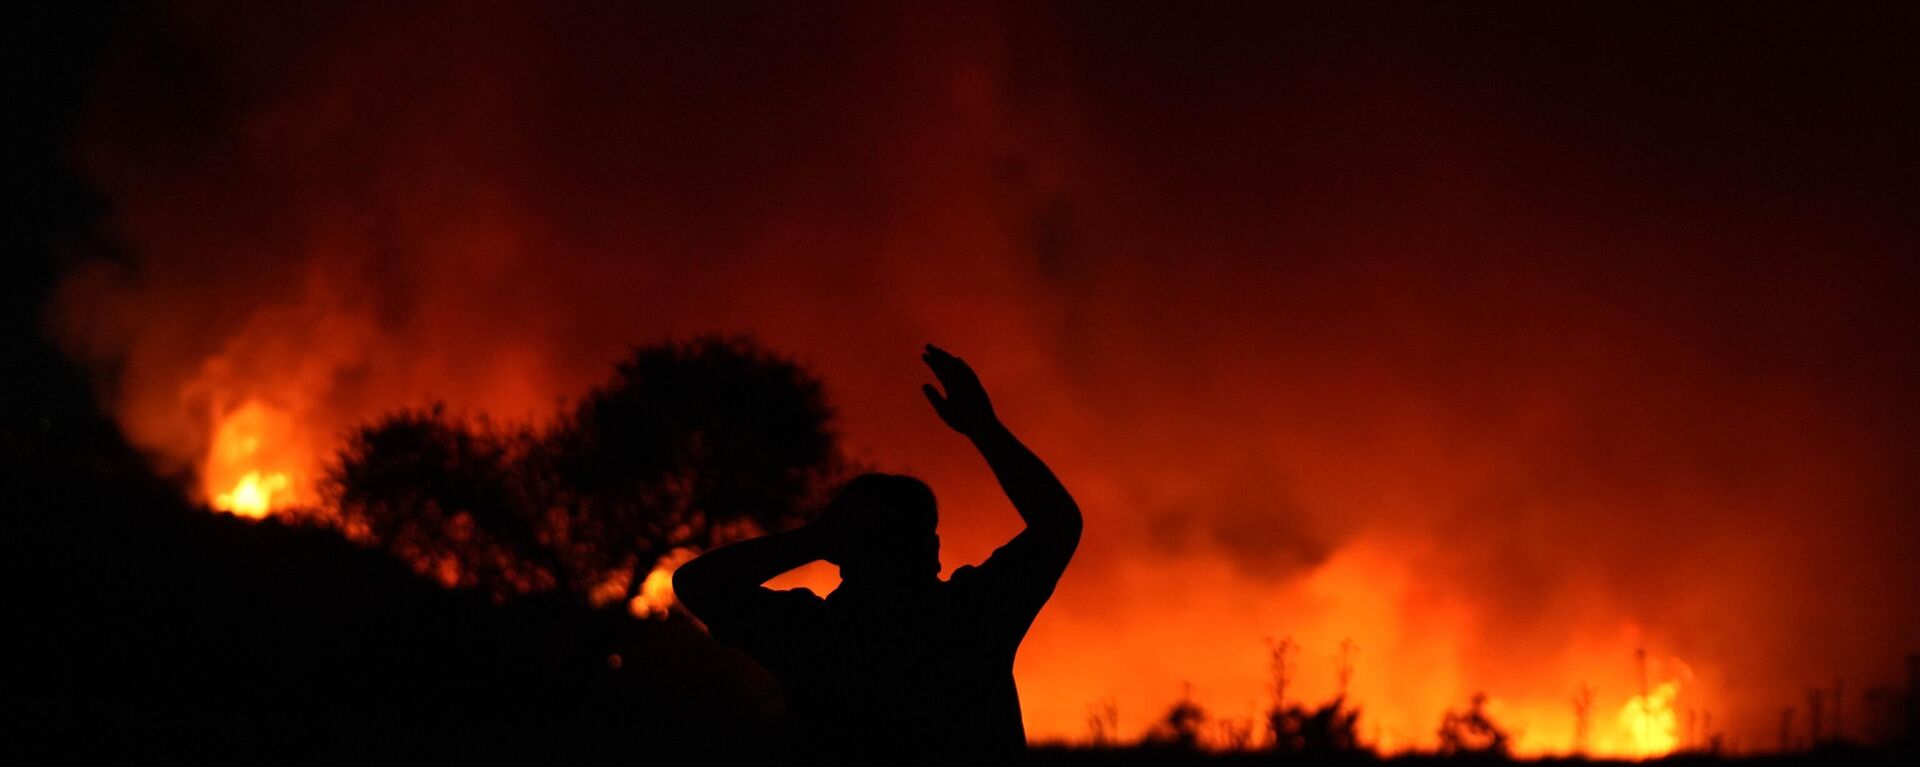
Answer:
[675,344,1082,765]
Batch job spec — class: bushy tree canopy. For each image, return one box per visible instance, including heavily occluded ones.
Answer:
[321,336,849,605]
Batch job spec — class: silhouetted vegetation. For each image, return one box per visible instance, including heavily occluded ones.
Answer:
[1437,694,1511,757]
[1272,699,1364,756]
[1269,637,1366,756]
[316,336,850,605]
[1145,685,1210,750]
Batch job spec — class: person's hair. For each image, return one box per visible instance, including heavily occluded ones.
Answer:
[828,473,937,579]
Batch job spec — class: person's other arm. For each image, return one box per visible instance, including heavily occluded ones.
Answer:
[922,344,1083,570]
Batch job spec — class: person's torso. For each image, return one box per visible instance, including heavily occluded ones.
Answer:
[776,579,1025,765]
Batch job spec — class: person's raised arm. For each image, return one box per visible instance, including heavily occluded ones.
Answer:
[672,520,840,621]
[922,345,1083,546]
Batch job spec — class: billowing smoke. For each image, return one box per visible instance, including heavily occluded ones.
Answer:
[52,0,1919,753]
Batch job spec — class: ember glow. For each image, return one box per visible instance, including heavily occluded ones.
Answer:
[49,1,1918,757]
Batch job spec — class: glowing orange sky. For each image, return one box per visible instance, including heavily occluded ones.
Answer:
[52,1,1919,755]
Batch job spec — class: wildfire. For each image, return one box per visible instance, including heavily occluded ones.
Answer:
[202,399,313,518]
[214,470,290,518]
[1618,680,1681,758]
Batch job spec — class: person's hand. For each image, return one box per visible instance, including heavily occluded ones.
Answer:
[921,344,999,438]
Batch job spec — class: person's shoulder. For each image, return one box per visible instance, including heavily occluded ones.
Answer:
[768,586,826,605]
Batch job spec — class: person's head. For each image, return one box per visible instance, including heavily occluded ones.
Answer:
[822,473,939,584]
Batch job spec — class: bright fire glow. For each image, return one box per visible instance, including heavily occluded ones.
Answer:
[214,470,289,518]
[628,549,699,620]
[203,400,311,518]
[1618,680,1681,758]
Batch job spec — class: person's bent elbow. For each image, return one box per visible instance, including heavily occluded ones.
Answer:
[1034,509,1083,547]
[1050,501,1085,537]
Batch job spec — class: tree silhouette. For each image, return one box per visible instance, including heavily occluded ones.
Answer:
[323,408,553,594]
[322,336,850,606]
[548,337,845,602]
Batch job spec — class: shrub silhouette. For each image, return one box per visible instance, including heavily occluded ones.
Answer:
[322,336,849,605]
[1438,692,1512,756]
[1266,637,1364,755]
[1270,697,1362,755]
[1144,685,1209,750]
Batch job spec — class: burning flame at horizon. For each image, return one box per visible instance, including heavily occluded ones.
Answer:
[1618,680,1683,757]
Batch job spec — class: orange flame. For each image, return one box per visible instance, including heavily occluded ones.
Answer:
[626,549,699,620]
[213,470,290,518]
[1617,680,1681,758]
[204,400,313,518]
